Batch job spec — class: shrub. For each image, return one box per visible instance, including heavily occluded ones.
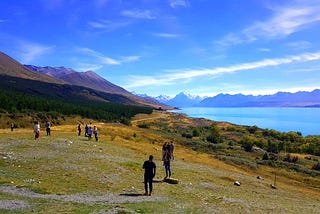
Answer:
[312,162,320,171]
[247,125,258,134]
[137,123,149,129]
[262,152,270,160]
[283,153,299,163]
[182,133,193,139]
[206,123,222,144]
[192,128,200,137]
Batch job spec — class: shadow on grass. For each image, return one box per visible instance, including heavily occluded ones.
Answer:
[119,193,143,197]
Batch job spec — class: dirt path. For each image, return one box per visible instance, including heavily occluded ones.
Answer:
[131,112,165,123]
[0,186,167,210]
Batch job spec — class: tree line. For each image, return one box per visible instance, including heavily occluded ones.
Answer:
[0,90,152,122]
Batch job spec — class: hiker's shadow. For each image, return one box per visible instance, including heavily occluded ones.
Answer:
[119,193,143,197]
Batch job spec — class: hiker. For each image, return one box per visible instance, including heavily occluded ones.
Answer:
[162,142,168,161]
[93,126,98,141]
[169,141,174,160]
[84,124,88,137]
[143,155,156,196]
[34,121,40,141]
[87,126,92,140]
[163,148,172,179]
[10,123,14,131]
[77,124,81,136]
[45,121,51,136]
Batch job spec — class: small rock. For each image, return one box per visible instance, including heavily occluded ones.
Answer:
[234,181,241,186]
[257,176,263,180]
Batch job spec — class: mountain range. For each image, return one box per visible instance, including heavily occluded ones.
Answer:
[0,51,165,108]
[153,91,320,108]
[1,51,319,109]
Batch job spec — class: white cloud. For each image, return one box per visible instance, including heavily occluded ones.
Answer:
[75,63,103,72]
[19,41,54,64]
[285,41,311,50]
[257,48,270,52]
[88,19,132,31]
[121,9,156,19]
[125,52,320,88]
[215,2,320,48]
[120,55,141,63]
[153,33,182,38]
[169,0,189,9]
[77,47,120,65]
[77,47,141,65]
[243,6,320,39]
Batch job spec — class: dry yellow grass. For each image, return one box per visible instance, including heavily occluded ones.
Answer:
[0,113,320,213]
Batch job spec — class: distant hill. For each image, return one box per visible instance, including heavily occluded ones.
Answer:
[0,52,65,84]
[0,52,158,107]
[25,65,167,108]
[155,90,320,108]
[199,90,320,107]
[25,65,129,95]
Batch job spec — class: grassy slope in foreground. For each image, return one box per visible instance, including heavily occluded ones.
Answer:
[0,113,319,214]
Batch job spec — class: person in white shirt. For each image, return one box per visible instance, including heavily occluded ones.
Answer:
[34,122,40,140]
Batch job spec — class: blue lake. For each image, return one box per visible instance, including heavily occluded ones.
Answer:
[171,107,320,136]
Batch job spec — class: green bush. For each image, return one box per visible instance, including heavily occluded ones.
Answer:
[312,162,320,171]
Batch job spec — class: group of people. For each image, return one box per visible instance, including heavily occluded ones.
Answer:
[33,121,51,140]
[78,123,99,141]
[142,141,175,196]
[31,120,173,197]
[32,121,98,142]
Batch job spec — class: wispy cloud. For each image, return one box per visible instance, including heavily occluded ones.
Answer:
[88,19,132,31]
[19,41,55,64]
[77,47,140,65]
[125,52,320,88]
[120,55,141,63]
[285,41,311,50]
[169,0,189,9]
[257,48,270,52]
[153,33,182,38]
[121,9,156,19]
[75,63,103,72]
[77,47,120,65]
[0,19,7,23]
[215,2,320,48]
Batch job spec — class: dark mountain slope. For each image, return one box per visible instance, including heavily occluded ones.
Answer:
[0,74,137,105]
[25,65,169,109]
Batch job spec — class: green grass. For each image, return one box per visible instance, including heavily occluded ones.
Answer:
[0,113,320,213]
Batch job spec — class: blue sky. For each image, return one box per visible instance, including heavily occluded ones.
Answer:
[1,0,320,97]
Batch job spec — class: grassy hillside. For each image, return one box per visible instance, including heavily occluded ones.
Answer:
[0,52,65,85]
[0,112,319,213]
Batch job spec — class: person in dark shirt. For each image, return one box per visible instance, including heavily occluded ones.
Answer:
[78,124,81,136]
[142,155,156,196]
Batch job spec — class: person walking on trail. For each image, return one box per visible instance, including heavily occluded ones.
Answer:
[163,149,172,179]
[34,121,40,141]
[93,126,98,141]
[45,121,51,136]
[169,141,174,160]
[87,126,92,140]
[10,123,14,131]
[84,124,88,137]
[77,124,81,136]
[162,142,168,161]
[143,155,156,196]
